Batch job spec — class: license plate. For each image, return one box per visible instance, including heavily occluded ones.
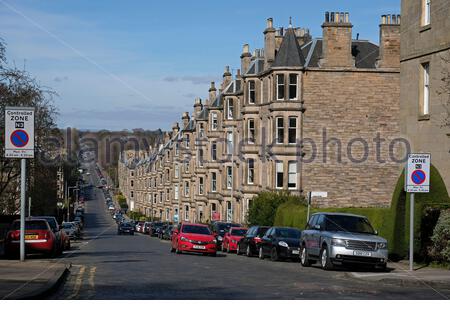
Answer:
[353,250,371,257]
[25,234,38,240]
[193,245,206,250]
[292,250,299,255]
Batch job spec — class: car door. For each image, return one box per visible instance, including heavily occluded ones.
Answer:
[305,215,320,257]
[310,214,326,257]
[261,228,272,255]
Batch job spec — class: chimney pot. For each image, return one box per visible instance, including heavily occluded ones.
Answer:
[267,18,273,29]
[382,15,386,24]
[243,43,249,54]
[330,12,335,22]
[325,11,330,22]
[345,12,349,23]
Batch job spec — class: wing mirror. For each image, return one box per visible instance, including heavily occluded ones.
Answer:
[314,225,321,231]
[374,230,379,235]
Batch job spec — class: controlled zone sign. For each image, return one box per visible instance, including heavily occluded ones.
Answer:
[4,106,35,158]
[405,153,430,193]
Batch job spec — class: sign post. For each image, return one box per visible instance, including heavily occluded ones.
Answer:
[306,191,328,222]
[4,106,35,262]
[405,153,431,272]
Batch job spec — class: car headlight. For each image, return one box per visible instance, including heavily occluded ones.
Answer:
[377,242,387,250]
[331,238,346,247]
[217,236,223,241]
[180,236,188,242]
[278,241,289,248]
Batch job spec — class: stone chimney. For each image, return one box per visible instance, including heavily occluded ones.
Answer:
[222,66,232,90]
[264,18,276,69]
[376,14,401,69]
[193,97,203,115]
[240,44,252,74]
[320,12,354,68]
[181,112,190,129]
[208,81,217,103]
[172,122,180,135]
[236,69,241,79]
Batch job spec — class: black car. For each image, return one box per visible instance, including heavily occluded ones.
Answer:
[150,222,164,237]
[157,223,173,239]
[118,222,135,235]
[258,227,302,261]
[237,226,270,257]
[161,225,173,240]
[210,221,242,249]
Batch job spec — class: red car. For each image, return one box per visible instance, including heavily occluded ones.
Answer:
[171,223,217,256]
[222,227,248,253]
[5,219,57,258]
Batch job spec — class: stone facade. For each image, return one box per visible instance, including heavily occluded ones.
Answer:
[118,11,402,223]
[400,0,450,193]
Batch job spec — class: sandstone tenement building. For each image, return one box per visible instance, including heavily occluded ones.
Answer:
[118,12,403,223]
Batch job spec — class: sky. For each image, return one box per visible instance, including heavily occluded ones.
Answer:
[0,0,400,131]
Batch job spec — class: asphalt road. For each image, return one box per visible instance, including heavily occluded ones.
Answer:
[48,168,450,300]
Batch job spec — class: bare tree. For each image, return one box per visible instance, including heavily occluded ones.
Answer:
[438,52,450,128]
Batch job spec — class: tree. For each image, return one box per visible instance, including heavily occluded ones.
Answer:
[438,52,450,128]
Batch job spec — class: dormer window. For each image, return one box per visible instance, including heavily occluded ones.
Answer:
[276,74,285,100]
[211,112,218,131]
[248,80,256,104]
[227,98,234,119]
[289,74,298,100]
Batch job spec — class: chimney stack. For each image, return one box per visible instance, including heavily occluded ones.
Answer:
[172,122,180,135]
[240,44,252,74]
[209,81,217,103]
[320,11,354,68]
[193,97,203,115]
[181,112,190,129]
[264,18,276,69]
[222,66,232,90]
[377,14,401,69]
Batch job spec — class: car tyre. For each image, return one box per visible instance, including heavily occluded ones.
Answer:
[320,245,333,270]
[176,245,182,254]
[246,245,252,257]
[258,246,265,260]
[300,246,311,267]
[270,247,279,261]
[210,252,217,257]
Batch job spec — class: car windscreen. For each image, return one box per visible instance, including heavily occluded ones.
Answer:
[230,229,247,236]
[324,215,375,234]
[12,220,48,230]
[275,228,301,239]
[40,218,57,230]
[182,225,211,235]
[154,223,164,227]
[257,227,269,237]
[62,223,74,229]
[121,223,132,228]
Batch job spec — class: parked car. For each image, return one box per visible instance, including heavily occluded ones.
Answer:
[62,222,78,240]
[5,219,58,257]
[210,221,242,249]
[236,226,270,257]
[74,216,84,230]
[135,221,145,233]
[35,216,67,254]
[149,222,164,237]
[300,213,388,270]
[258,227,302,261]
[143,222,152,234]
[222,227,248,253]
[118,222,135,235]
[171,223,217,256]
[161,225,173,240]
[63,222,81,238]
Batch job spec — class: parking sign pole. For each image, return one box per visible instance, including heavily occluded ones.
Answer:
[409,192,414,272]
[20,158,26,262]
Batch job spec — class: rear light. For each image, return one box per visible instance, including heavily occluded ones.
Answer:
[9,231,20,240]
[254,237,261,243]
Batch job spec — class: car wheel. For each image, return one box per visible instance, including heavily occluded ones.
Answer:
[258,246,265,260]
[210,252,217,257]
[300,246,311,267]
[170,245,176,253]
[320,245,333,270]
[246,245,252,257]
[270,247,279,261]
[236,244,241,255]
[176,245,182,254]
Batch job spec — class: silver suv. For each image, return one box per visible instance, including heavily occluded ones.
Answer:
[300,213,388,270]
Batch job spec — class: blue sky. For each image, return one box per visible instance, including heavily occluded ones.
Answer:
[0,0,400,130]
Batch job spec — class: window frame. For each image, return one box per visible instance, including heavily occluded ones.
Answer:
[421,62,430,116]
[247,159,255,185]
[248,80,256,104]
[288,117,297,144]
[422,0,431,26]
[275,161,284,189]
[248,119,255,144]
[226,166,233,190]
[227,98,234,120]
[211,112,218,131]
[211,172,217,192]
[288,161,297,190]
[276,117,284,144]
[276,74,285,100]
[288,74,298,100]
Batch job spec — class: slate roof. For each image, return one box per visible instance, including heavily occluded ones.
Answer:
[245,59,264,75]
[272,28,306,68]
[223,79,243,94]
[197,107,209,120]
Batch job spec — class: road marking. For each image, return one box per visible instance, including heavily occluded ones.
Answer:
[67,265,86,299]
[88,266,96,290]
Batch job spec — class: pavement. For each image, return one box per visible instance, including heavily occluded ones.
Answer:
[0,259,70,300]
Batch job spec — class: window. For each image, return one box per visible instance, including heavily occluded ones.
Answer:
[248,159,254,184]
[130,180,134,187]
[289,74,298,100]
[184,160,189,173]
[185,134,190,148]
[166,189,170,201]
[199,123,205,138]
[166,208,170,220]
[130,191,134,198]
[276,117,284,144]
[160,173,163,185]
[226,166,232,189]
[175,142,179,156]
[184,205,190,221]
[159,191,163,203]
[211,172,217,192]
[211,142,217,161]
[153,193,157,204]
[227,99,234,119]
[248,119,255,144]
[174,164,179,178]
[226,201,233,222]
[422,0,431,26]
[277,74,285,100]
[166,169,170,181]
[288,161,297,189]
[248,80,256,104]
[211,203,217,219]
[174,207,179,219]
[226,131,233,155]
[211,113,218,131]
[198,149,204,167]
[199,177,204,195]
[422,63,430,115]
[288,117,297,144]
[184,181,189,197]
[276,161,283,189]
[174,185,179,200]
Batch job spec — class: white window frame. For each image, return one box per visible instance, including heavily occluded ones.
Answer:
[184,181,189,197]
[288,117,297,144]
[422,62,430,115]
[226,166,232,190]
[211,172,217,192]
[248,80,256,104]
[288,161,297,190]
[247,159,254,185]
[174,163,179,178]
[276,117,284,144]
[423,0,431,26]
[227,98,234,119]
[276,161,284,189]
[199,123,205,138]
[289,74,298,100]
[276,74,285,100]
[248,119,255,144]
[199,177,204,195]
[211,142,217,161]
[174,185,179,200]
[184,205,190,221]
[211,112,218,131]
[226,131,233,155]
[226,201,233,222]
